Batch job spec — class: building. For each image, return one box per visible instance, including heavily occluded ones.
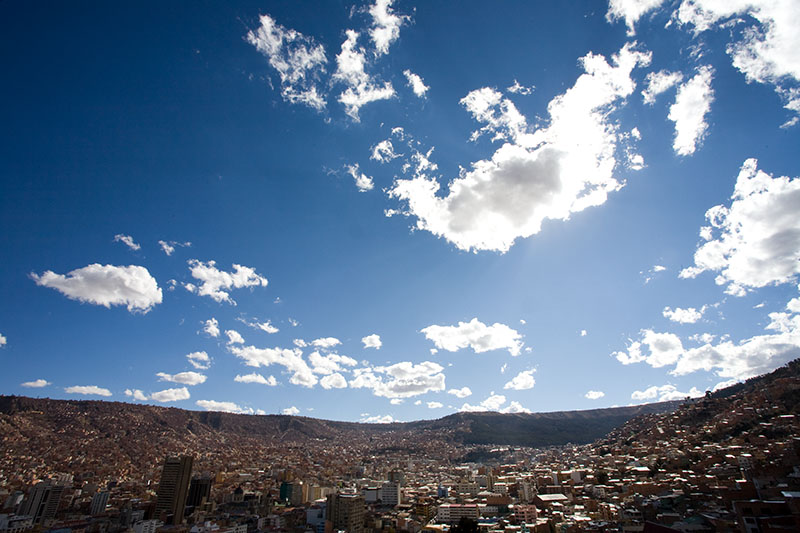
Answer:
[187,477,212,508]
[155,455,194,525]
[326,493,364,533]
[380,482,401,507]
[18,482,65,524]
[90,491,109,515]
[435,504,480,524]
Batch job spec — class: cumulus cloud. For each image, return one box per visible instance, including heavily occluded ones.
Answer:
[282,406,300,415]
[229,345,318,388]
[0,333,6,347]
[241,318,279,334]
[677,0,800,125]
[186,351,211,370]
[585,390,605,400]
[616,294,800,380]
[312,337,342,349]
[460,394,531,413]
[350,361,445,399]
[309,351,358,375]
[631,384,703,402]
[507,80,534,95]
[371,139,400,163]
[65,385,112,397]
[158,240,191,256]
[404,70,429,97]
[663,306,705,323]
[361,334,382,349]
[225,329,245,345]
[235,373,278,386]
[114,234,140,251]
[320,373,348,389]
[31,264,162,313]
[368,0,407,55]
[448,386,472,398]
[185,260,268,304]
[668,66,714,155]
[156,371,207,386]
[503,370,536,390]
[361,414,396,423]
[21,379,50,388]
[388,43,651,252]
[203,318,220,337]
[197,399,258,414]
[581,329,588,337]
[346,163,374,192]
[333,30,395,120]
[642,70,683,104]
[246,14,328,110]
[421,318,524,356]
[606,0,667,35]
[680,159,800,294]
[150,387,190,402]
[124,388,148,401]
[427,401,443,409]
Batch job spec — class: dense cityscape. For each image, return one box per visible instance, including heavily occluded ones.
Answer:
[1,362,799,533]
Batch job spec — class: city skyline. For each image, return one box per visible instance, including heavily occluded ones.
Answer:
[1,0,799,422]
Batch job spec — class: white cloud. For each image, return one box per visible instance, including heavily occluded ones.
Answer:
[507,80,534,95]
[390,398,403,405]
[606,0,667,35]
[333,30,395,120]
[229,344,318,388]
[187,351,210,370]
[663,306,705,323]
[156,371,207,386]
[21,379,50,388]
[642,69,683,104]
[421,318,524,356]
[235,373,278,386]
[371,139,400,162]
[114,234,141,251]
[309,351,358,375]
[360,414,396,423]
[203,318,220,337]
[668,66,714,155]
[403,70,429,97]
[448,386,472,398]
[680,159,800,293]
[346,163,374,192]
[350,361,445,399]
[197,399,257,414]
[312,337,342,349]
[320,373,348,389]
[581,329,588,337]
[31,264,162,313]
[585,390,605,400]
[158,240,190,256]
[362,334,382,349]
[240,318,279,334]
[124,388,148,401]
[631,384,703,402]
[388,43,651,252]
[246,14,328,110]
[653,264,667,272]
[65,385,112,397]
[0,333,5,347]
[503,369,536,390]
[368,0,407,55]
[500,363,508,373]
[460,393,530,413]
[613,329,684,367]
[677,0,800,124]
[282,406,300,415]
[427,401,443,409]
[185,259,268,304]
[225,329,245,345]
[151,387,190,402]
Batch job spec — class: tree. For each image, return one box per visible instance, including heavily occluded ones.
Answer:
[451,516,479,533]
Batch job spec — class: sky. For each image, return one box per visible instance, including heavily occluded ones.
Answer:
[1,0,799,423]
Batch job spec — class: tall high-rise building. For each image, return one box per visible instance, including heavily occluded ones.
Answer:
[325,493,364,533]
[18,481,64,523]
[155,455,193,525]
[90,491,110,515]
[186,477,212,508]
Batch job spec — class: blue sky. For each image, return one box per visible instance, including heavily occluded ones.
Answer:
[2,0,799,422]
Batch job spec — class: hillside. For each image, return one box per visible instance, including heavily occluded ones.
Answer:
[0,395,679,481]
